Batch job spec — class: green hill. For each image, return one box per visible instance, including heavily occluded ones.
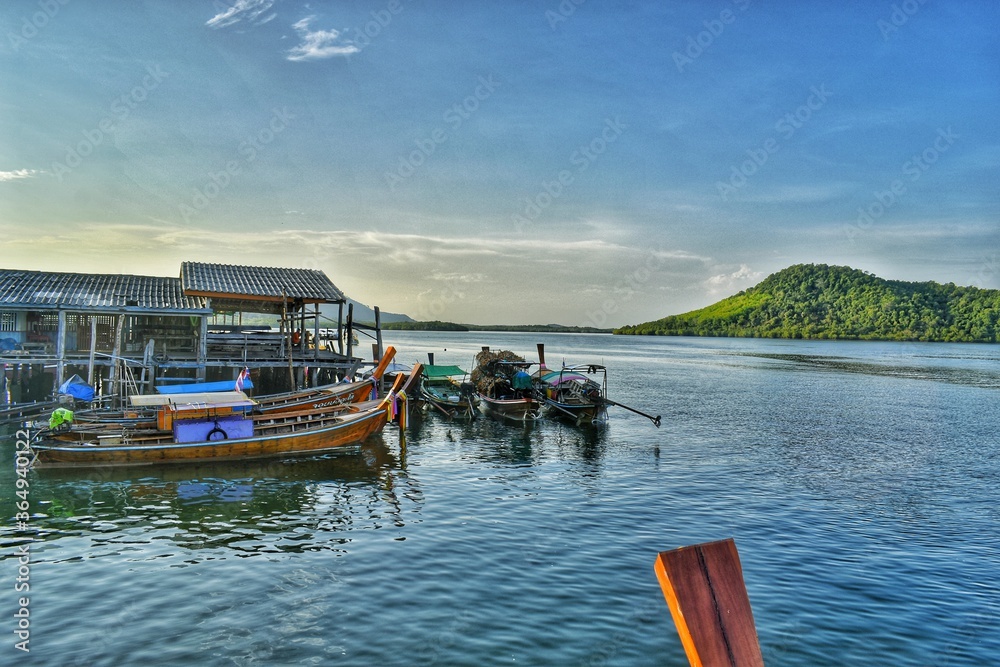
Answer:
[614,264,1000,342]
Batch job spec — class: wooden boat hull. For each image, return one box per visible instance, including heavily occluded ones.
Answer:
[73,379,379,428]
[30,406,388,468]
[254,379,377,413]
[476,394,540,421]
[541,398,607,426]
[421,383,476,419]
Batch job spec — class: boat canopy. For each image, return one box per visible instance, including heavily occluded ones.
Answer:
[539,371,591,386]
[423,365,468,379]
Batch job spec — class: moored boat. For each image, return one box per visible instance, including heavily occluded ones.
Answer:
[73,347,399,426]
[420,364,477,419]
[471,348,539,422]
[28,364,423,468]
[532,343,661,428]
[532,343,608,426]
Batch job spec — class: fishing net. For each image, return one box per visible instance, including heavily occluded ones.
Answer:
[471,349,526,396]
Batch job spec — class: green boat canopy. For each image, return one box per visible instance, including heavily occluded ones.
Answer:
[422,365,469,379]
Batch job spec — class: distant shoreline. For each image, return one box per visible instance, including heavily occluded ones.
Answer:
[378,321,612,334]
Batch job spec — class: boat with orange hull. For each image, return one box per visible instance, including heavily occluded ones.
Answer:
[30,406,389,467]
[73,347,399,426]
[28,364,422,468]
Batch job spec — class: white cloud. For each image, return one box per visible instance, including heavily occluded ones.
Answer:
[706,264,764,294]
[0,169,42,182]
[288,16,361,62]
[206,0,275,29]
[287,16,358,61]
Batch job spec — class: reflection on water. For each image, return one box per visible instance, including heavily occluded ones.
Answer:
[1,436,420,561]
[732,350,1000,387]
[1,334,998,666]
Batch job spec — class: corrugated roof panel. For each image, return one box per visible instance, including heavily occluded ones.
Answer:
[0,269,209,312]
[180,262,345,302]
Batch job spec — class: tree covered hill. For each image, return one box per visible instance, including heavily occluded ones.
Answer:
[614,264,1000,342]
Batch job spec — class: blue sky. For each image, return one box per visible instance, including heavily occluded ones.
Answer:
[1,0,997,326]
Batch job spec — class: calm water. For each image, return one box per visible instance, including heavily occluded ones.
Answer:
[2,333,999,666]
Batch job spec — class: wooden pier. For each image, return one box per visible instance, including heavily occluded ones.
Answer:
[0,262,386,406]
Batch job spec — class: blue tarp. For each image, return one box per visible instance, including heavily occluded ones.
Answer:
[155,378,253,394]
[511,371,533,390]
[58,374,95,402]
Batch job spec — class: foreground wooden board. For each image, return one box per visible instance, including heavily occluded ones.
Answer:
[654,538,764,667]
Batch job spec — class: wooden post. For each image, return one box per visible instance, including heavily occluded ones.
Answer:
[374,306,383,361]
[345,303,354,362]
[282,293,296,391]
[654,538,764,667]
[87,317,97,385]
[337,302,344,356]
[197,313,208,381]
[55,309,67,390]
[313,302,320,361]
[111,313,125,407]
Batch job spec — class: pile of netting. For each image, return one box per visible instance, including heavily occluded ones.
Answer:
[471,349,525,396]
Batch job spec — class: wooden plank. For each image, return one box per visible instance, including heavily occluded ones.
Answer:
[654,538,764,667]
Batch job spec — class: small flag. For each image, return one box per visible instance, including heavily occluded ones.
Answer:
[235,367,250,392]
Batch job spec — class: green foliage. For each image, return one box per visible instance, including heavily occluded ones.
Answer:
[382,320,470,331]
[382,321,612,333]
[614,264,1000,342]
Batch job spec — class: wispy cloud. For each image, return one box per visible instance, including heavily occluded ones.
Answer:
[206,0,276,30]
[0,169,42,182]
[287,16,358,61]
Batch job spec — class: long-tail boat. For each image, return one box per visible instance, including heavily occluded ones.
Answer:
[27,365,422,468]
[471,348,539,422]
[420,364,477,419]
[531,343,661,428]
[73,347,399,426]
[532,343,608,426]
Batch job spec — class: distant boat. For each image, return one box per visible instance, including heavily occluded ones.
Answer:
[420,364,477,419]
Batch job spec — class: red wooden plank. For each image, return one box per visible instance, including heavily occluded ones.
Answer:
[654,538,764,667]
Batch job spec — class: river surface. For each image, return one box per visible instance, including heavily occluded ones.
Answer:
[2,333,999,666]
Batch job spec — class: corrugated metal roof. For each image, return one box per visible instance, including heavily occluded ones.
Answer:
[180,262,346,303]
[0,269,210,312]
